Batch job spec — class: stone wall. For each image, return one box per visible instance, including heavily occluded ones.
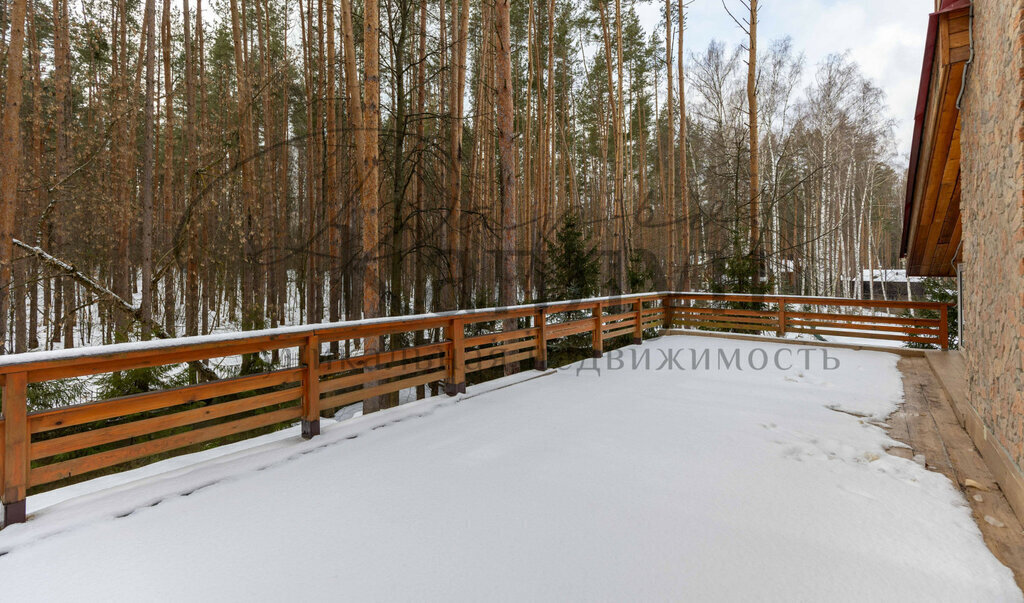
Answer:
[960,0,1024,472]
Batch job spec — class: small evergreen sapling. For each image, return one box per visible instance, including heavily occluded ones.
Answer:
[543,213,601,360]
[543,212,600,303]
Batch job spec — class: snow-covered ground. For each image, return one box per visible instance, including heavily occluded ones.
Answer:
[0,335,1018,601]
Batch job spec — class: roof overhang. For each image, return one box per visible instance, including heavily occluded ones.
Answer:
[901,0,972,277]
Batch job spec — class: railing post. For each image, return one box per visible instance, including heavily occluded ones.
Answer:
[2,371,28,527]
[633,301,644,345]
[592,303,604,358]
[662,295,674,330]
[777,298,787,338]
[445,318,466,395]
[300,335,320,439]
[940,304,950,351]
[535,308,548,371]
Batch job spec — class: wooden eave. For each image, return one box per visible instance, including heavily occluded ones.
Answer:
[902,6,971,277]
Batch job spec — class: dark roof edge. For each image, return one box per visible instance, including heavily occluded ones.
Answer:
[901,0,972,259]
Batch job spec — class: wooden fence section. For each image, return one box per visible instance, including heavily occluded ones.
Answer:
[665,293,950,348]
[0,292,950,527]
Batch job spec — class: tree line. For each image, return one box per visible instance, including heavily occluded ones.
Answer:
[0,0,907,358]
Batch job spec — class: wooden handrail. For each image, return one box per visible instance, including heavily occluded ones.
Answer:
[668,291,951,310]
[0,291,953,528]
[0,292,669,378]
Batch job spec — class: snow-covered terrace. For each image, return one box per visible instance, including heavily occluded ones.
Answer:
[0,333,1020,601]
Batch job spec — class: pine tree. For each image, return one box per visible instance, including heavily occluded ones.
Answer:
[544,213,600,302]
[711,248,771,333]
[905,278,958,350]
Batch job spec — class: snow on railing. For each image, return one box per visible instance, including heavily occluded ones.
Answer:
[0,292,950,527]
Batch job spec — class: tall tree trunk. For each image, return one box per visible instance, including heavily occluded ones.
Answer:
[413,0,428,397]
[386,0,411,409]
[523,3,535,299]
[445,0,469,310]
[140,0,156,340]
[541,0,554,297]
[300,0,317,324]
[228,0,259,371]
[161,0,175,335]
[363,0,381,322]
[664,0,676,289]
[597,1,625,292]
[496,0,518,375]
[341,0,383,412]
[678,0,690,290]
[614,0,628,291]
[0,0,27,354]
[747,0,760,261]
[24,0,43,351]
[54,0,74,349]
[185,0,202,339]
[326,0,340,337]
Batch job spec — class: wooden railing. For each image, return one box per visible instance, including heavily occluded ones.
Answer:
[665,293,950,348]
[0,292,949,527]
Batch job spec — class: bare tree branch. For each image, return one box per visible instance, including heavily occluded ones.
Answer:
[13,239,220,381]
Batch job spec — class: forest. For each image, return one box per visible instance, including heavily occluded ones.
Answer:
[0,0,907,355]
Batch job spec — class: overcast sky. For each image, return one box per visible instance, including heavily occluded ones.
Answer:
[634,0,934,157]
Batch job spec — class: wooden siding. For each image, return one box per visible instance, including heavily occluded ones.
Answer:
[906,7,971,276]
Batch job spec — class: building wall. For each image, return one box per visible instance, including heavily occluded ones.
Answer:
[960,0,1024,471]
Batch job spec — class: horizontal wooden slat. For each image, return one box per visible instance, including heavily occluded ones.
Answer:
[673,306,779,318]
[320,342,448,375]
[674,313,778,327]
[949,14,969,34]
[30,406,302,487]
[465,350,537,374]
[673,310,777,322]
[603,316,637,329]
[600,312,636,323]
[671,313,774,327]
[465,339,537,362]
[463,327,540,349]
[546,320,594,339]
[673,320,771,332]
[784,310,941,328]
[949,29,969,49]
[30,368,304,434]
[319,356,447,394]
[673,317,776,328]
[785,326,939,344]
[787,319,939,336]
[319,369,448,410]
[32,387,301,460]
[602,326,636,340]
